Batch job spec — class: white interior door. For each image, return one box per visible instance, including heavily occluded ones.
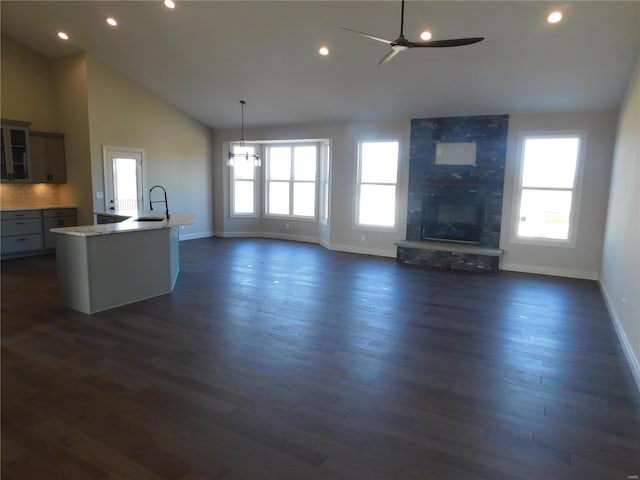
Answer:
[103,147,144,212]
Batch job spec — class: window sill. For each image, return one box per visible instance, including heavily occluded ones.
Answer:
[354,223,398,233]
[509,236,576,249]
[263,214,317,223]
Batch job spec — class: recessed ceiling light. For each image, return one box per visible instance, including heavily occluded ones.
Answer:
[57,31,69,40]
[420,31,432,41]
[164,0,175,9]
[547,11,563,24]
[318,46,329,56]
[106,17,118,27]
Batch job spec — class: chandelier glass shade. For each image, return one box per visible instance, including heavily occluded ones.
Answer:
[227,100,261,167]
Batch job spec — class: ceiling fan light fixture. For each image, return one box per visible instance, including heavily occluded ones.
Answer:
[343,0,484,66]
[57,31,69,40]
[227,100,261,167]
[420,30,432,41]
[318,46,330,56]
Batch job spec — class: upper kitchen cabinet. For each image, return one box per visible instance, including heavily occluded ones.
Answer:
[1,120,32,182]
[30,131,67,183]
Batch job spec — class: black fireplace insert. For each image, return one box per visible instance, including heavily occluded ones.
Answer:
[421,193,484,243]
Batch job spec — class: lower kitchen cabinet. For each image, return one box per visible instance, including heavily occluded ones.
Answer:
[1,210,43,255]
[1,208,77,257]
[43,208,77,248]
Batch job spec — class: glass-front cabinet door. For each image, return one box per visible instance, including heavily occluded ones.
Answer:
[1,127,7,180]
[1,121,31,182]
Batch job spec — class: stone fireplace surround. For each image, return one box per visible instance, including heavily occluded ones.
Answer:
[397,114,509,272]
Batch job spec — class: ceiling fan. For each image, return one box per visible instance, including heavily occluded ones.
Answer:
[343,0,484,66]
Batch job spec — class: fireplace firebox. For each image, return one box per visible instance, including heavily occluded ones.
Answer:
[421,194,484,243]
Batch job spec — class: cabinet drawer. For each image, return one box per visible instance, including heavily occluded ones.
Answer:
[44,215,77,249]
[1,210,42,221]
[1,233,43,254]
[44,216,77,229]
[43,208,77,218]
[1,217,42,236]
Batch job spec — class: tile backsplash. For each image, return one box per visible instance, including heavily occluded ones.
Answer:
[0,184,62,208]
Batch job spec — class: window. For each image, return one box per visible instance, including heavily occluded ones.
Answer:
[515,134,582,243]
[319,142,331,225]
[230,145,257,216]
[266,144,317,218]
[356,140,399,228]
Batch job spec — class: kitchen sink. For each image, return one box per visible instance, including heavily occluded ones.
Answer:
[134,217,165,222]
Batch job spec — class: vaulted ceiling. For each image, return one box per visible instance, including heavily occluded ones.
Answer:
[2,1,639,129]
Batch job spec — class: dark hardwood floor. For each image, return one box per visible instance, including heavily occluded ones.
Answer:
[2,237,639,480]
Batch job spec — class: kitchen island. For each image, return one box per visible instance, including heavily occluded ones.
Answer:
[51,213,195,314]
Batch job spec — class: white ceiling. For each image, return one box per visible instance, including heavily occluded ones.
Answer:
[2,1,640,130]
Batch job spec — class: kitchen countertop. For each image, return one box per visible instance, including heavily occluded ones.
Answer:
[51,212,195,237]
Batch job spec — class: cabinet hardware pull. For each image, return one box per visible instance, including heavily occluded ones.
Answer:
[15,222,25,225]
[16,238,26,242]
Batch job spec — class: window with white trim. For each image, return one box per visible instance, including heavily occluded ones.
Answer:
[230,145,258,216]
[266,144,317,218]
[515,134,582,243]
[356,140,399,228]
[319,142,331,225]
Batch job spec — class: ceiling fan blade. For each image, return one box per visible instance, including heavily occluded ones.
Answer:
[410,37,484,48]
[378,48,402,66]
[342,27,392,45]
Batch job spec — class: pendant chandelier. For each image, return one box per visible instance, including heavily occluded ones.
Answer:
[227,100,261,167]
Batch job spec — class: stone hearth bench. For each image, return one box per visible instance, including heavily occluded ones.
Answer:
[396,240,503,273]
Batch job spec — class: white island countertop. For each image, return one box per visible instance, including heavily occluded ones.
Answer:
[51,212,195,236]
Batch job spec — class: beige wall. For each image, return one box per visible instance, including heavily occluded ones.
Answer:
[601,50,640,389]
[85,56,214,239]
[1,35,57,131]
[500,112,617,280]
[50,53,93,224]
[213,119,410,257]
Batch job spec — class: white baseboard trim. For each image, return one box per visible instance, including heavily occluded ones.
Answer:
[213,231,265,238]
[179,230,214,241]
[261,232,320,245]
[599,282,640,393]
[319,238,331,250]
[499,262,598,280]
